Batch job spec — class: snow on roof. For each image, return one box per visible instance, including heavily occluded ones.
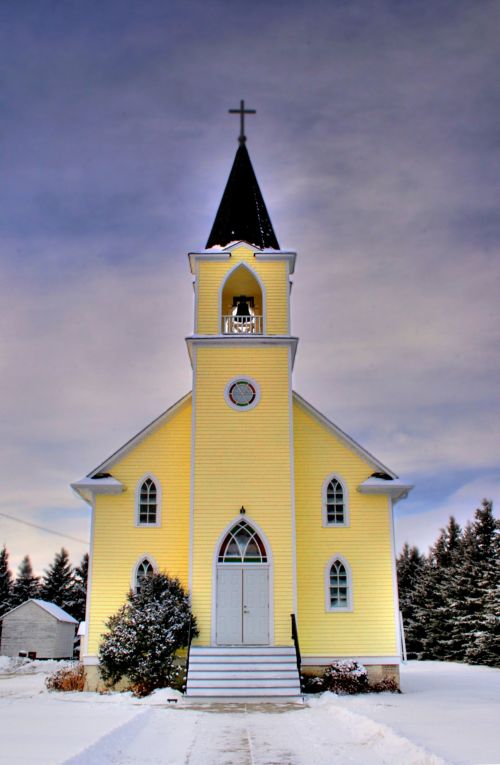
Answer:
[32,600,78,624]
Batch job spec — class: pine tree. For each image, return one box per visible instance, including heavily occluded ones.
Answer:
[463,500,499,666]
[0,545,13,617]
[11,555,40,607]
[396,543,426,657]
[40,548,75,611]
[71,552,89,623]
[99,572,198,695]
[414,516,463,660]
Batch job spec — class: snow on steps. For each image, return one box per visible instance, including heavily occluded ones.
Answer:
[186,646,302,698]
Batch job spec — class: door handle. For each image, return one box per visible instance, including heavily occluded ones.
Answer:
[243,606,250,614]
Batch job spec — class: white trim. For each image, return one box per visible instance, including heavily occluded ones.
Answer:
[358,476,413,502]
[388,497,403,660]
[301,655,401,666]
[217,261,267,335]
[288,345,298,615]
[293,392,398,478]
[134,472,162,528]
[224,376,261,412]
[83,494,96,659]
[322,473,349,528]
[85,392,192,477]
[71,476,124,504]
[131,553,159,592]
[185,336,299,368]
[188,244,296,274]
[82,655,99,666]
[188,349,197,596]
[286,258,291,335]
[210,515,275,646]
[324,554,353,612]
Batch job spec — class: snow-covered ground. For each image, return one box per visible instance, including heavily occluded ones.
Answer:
[0,659,498,765]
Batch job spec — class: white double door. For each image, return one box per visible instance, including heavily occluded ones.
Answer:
[216,565,269,645]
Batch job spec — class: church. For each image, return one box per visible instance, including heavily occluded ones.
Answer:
[72,103,412,696]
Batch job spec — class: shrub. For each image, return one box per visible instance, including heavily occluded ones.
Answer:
[369,676,400,693]
[99,572,197,696]
[303,660,369,695]
[46,663,85,692]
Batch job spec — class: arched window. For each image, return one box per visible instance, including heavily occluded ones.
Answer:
[135,475,161,527]
[325,556,352,611]
[218,520,267,563]
[135,558,154,593]
[323,475,348,526]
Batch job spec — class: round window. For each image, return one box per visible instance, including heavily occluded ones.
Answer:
[225,377,260,411]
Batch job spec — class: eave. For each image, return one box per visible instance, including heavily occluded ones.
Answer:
[188,242,297,274]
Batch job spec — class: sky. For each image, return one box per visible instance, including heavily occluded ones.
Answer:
[0,0,499,575]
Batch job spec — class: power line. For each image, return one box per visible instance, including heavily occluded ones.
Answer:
[0,512,88,546]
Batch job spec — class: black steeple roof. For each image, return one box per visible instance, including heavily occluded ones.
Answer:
[206,142,280,250]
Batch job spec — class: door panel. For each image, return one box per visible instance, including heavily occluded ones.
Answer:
[216,567,242,645]
[243,567,269,644]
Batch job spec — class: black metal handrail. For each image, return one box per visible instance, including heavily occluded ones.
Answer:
[291,613,302,681]
[184,615,194,693]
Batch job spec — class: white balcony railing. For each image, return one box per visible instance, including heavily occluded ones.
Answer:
[222,315,263,335]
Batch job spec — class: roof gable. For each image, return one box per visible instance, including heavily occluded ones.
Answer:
[0,599,78,624]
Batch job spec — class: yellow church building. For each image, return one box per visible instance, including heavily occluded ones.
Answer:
[72,107,412,696]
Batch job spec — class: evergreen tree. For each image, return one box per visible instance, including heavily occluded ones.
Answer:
[99,572,198,695]
[40,548,75,611]
[462,501,499,666]
[413,516,463,660]
[396,543,426,657]
[11,555,40,607]
[0,545,13,617]
[71,552,89,623]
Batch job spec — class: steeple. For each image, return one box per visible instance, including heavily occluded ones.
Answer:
[206,141,280,250]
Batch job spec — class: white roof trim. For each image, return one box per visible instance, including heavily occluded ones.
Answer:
[293,392,398,478]
[71,476,125,504]
[84,392,191,478]
[358,477,413,502]
[188,242,296,273]
[0,599,78,624]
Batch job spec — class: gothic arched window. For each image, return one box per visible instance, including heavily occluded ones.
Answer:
[136,476,160,526]
[325,557,352,611]
[135,558,155,593]
[218,521,267,563]
[323,475,348,526]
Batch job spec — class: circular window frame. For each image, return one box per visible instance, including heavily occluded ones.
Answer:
[224,376,261,412]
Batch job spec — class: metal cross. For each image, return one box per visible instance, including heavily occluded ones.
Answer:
[228,100,256,144]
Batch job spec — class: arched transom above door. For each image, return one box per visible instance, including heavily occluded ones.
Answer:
[218,520,267,563]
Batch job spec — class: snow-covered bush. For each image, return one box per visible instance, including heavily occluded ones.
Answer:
[46,663,85,691]
[303,660,369,695]
[99,572,197,696]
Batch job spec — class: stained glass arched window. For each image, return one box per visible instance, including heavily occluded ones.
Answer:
[328,559,350,609]
[135,558,154,593]
[139,478,157,524]
[218,521,267,563]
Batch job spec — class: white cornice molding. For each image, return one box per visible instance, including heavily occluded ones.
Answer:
[358,477,413,503]
[71,476,125,504]
[292,392,398,479]
[185,335,299,368]
[188,242,297,274]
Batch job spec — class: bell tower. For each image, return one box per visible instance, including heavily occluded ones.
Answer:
[187,106,298,646]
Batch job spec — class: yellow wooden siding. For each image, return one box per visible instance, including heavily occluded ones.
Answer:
[86,398,192,656]
[293,399,398,657]
[192,345,294,645]
[196,247,289,335]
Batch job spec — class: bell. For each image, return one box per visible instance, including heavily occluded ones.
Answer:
[235,297,251,317]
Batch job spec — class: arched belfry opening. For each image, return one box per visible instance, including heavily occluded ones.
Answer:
[221,264,264,335]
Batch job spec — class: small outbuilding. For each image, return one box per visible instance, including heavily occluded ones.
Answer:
[0,599,78,659]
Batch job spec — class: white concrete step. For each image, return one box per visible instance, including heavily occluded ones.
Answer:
[186,645,301,698]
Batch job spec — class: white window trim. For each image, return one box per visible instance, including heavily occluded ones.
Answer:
[131,553,159,592]
[324,554,353,613]
[224,376,261,412]
[135,473,162,528]
[322,473,349,527]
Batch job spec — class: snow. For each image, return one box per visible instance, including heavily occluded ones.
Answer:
[0,659,498,764]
